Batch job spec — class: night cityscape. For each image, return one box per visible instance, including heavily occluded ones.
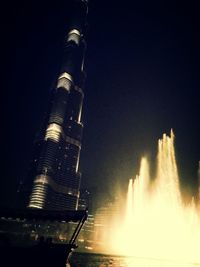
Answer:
[1,0,200,266]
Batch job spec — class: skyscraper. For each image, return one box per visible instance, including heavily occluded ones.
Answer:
[23,0,88,211]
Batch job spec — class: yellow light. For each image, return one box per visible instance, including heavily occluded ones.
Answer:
[28,204,43,209]
[67,29,81,45]
[45,123,62,142]
[57,72,73,91]
[85,246,93,250]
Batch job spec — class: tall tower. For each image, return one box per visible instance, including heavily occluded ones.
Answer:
[26,0,88,211]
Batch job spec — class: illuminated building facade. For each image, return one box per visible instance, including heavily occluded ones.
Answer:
[24,0,88,210]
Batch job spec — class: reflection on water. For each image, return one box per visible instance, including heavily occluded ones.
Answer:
[69,253,200,267]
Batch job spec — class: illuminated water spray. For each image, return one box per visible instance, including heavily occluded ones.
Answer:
[111,130,200,264]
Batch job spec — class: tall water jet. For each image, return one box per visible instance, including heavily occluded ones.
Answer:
[111,131,200,264]
[156,130,180,204]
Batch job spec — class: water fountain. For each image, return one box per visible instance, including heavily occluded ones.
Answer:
[111,130,200,265]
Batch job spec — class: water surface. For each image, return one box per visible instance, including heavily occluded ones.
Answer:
[69,252,200,267]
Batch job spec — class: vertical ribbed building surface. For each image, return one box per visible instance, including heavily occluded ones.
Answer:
[26,0,88,211]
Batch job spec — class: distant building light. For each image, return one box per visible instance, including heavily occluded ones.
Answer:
[28,204,43,209]
[57,72,73,91]
[45,123,62,142]
[67,29,81,45]
[85,246,93,250]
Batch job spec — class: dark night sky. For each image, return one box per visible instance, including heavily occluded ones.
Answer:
[1,0,200,207]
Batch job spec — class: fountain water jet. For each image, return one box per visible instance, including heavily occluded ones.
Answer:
[111,130,200,264]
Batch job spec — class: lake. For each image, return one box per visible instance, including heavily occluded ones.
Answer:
[69,252,200,267]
